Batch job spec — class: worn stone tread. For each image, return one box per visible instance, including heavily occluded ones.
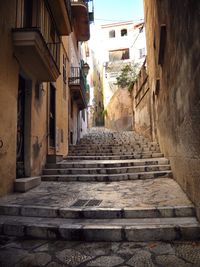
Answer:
[0,205,195,219]
[0,215,200,241]
[42,164,171,176]
[46,158,169,169]
[41,170,173,182]
[64,153,164,160]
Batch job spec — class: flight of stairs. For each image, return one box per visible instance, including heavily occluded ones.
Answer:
[0,128,199,241]
[42,130,172,182]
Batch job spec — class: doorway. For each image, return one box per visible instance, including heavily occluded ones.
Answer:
[16,75,26,177]
[49,84,56,153]
[152,92,158,141]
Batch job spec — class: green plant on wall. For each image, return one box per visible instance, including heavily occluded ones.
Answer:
[115,62,139,92]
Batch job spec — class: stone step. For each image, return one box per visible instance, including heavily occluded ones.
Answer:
[68,152,154,156]
[0,215,199,241]
[69,145,159,150]
[46,158,169,169]
[0,205,194,219]
[65,153,164,161]
[79,137,146,141]
[78,141,149,144]
[77,143,148,147]
[77,143,148,148]
[69,144,152,148]
[68,150,160,155]
[69,148,158,152]
[43,165,171,175]
[41,170,173,182]
[14,177,41,193]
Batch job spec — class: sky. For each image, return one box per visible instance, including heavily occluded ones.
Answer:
[93,0,144,25]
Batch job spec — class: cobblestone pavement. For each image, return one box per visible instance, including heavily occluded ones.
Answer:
[1,236,200,267]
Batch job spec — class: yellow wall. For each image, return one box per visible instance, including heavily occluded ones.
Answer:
[54,42,69,156]
[0,0,20,196]
[0,1,70,196]
[105,88,133,131]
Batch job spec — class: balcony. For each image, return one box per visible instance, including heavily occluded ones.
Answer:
[71,0,90,41]
[47,0,72,35]
[13,0,60,82]
[68,67,87,109]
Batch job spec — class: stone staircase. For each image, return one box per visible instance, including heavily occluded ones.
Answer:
[0,128,199,241]
[42,130,172,182]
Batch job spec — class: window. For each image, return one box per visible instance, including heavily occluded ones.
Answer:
[158,25,167,66]
[109,30,115,38]
[61,129,64,143]
[109,49,130,62]
[139,48,145,58]
[50,21,56,42]
[71,98,73,118]
[63,55,67,99]
[121,29,127,36]
[109,72,118,78]
[23,0,33,27]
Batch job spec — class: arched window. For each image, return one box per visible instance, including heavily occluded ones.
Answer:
[109,30,115,38]
[121,29,127,36]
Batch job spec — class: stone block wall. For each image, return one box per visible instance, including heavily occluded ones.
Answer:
[105,88,133,131]
[131,60,152,140]
[144,0,200,218]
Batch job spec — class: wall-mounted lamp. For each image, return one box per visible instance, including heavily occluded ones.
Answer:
[35,82,45,99]
[82,63,90,76]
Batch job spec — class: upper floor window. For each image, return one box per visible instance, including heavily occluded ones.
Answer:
[109,30,115,38]
[23,0,33,27]
[63,55,67,99]
[109,49,130,62]
[139,48,145,58]
[121,29,127,36]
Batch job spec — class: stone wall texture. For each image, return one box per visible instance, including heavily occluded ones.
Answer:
[144,0,200,217]
[0,1,21,196]
[131,61,152,140]
[105,88,133,131]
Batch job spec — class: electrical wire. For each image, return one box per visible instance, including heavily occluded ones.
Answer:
[95,18,144,22]
[130,32,140,48]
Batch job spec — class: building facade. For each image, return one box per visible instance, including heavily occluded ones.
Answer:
[88,21,146,129]
[101,21,146,108]
[0,0,92,196]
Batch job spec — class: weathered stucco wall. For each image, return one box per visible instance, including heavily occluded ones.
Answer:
[0,1,70,196]
[0,1,20,196]
[105,88,133,131]
[30,81,48,176]
[144,0,200,217]
[69,97,79,145]
[134,90,151,140]
[55,44,69,157]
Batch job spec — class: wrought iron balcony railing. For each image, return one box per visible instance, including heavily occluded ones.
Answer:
[15,0,60,69]
[69,67,87,109]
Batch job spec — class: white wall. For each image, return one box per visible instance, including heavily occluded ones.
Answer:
[101,22,146,108]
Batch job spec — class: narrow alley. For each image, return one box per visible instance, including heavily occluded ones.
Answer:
[0,0,200,266]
